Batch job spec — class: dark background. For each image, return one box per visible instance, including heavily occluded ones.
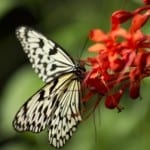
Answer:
[1,0,150,150]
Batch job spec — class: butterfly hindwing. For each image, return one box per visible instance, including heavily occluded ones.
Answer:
[16,26,76,83]
[13,73,82,148]
[48,74,82,148]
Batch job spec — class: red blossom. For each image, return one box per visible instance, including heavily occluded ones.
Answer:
[130,13,150,32]
[105,89,124,109]
[111,10,133,30]
[129,81,140,99]
[143,0,150,5]
[83,6,150,110]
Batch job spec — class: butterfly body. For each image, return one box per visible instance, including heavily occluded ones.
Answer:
[13,26,85,148]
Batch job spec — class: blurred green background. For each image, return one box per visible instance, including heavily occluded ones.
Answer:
[0,0,150,150]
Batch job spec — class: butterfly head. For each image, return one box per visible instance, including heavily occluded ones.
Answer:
[75,63,86,80]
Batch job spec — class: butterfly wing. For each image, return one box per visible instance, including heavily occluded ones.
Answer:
[48,74,82,148]
[13,81,55,133]
[16,26,76,83]
[13,73,82,148]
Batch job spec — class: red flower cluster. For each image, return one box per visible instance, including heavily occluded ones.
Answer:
[143,0,150,5]
[83,6,150,111]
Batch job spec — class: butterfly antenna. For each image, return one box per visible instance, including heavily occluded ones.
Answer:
[77,36,89,61]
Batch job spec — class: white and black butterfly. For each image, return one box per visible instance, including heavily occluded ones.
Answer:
[13,26,86,148]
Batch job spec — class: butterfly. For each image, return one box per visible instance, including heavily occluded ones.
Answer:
[13,26,86,148]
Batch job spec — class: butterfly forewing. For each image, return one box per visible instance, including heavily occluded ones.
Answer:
[16,26,76,83]
[13,82,52,132]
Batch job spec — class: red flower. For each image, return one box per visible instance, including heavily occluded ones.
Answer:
[143,0,150,5]
[83,6,150,111]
